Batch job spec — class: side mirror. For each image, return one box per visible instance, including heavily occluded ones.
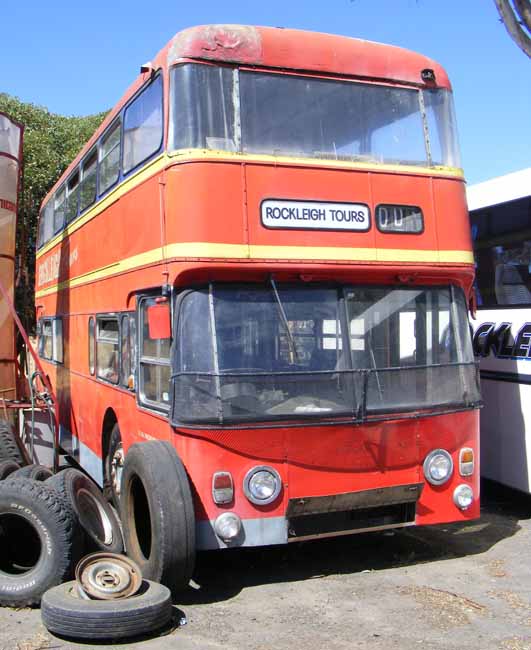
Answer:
[147,303,171,339]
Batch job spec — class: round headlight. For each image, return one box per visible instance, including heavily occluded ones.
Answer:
[423,449,453,486]
[453,484,474,510]
[214,512,242,542]
[244,466,282,505]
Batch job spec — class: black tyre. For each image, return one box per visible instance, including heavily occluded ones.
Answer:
[0,420,25,465]
[41,579,172,640]
[0,459,20,480]
[46,468,123,554]
[0,479,78,607]
[121,441,195,594]
[103,423,123,509]
[11,463,53,481]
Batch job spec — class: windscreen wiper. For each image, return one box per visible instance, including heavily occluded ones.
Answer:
[270,277,299,364]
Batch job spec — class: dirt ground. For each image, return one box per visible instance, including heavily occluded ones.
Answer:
[1,480,530,650]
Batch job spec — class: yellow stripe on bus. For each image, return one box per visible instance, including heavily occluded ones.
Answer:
[34,243,474,298]
[36,150,464,260]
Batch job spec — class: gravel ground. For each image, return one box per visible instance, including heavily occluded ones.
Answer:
[1,480,530,650]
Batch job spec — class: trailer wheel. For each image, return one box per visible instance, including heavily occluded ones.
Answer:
[0,479,78,607]
[121,441,195,594]
[46,468,123,554]
[41,579,172,640]
[0,460,20,480]
[103,423,123,509]
[11,464,53,481]
[0,421,25,465]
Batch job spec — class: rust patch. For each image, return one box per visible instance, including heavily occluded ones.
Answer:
[169,24,262,65]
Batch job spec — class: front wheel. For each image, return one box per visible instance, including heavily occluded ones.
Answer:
[103,424,123,510]
[120,441,195,594]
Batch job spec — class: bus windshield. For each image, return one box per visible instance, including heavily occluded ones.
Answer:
[170,64,461,168]
[170,284,479,426]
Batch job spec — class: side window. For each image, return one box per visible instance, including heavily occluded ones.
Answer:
[123,75,163,174]
[65,171,80,224]
[96,317,119,384]
[80,149,97,213]
[120,313,137,390]
[139,296,171,408]
[53,186,65,234]
[99,120,121,195]
[38,202,54,248]
[88,317,95,375]
[38,317,63,363]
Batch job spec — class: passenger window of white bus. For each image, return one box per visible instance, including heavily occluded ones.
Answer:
[80,149,97,212]
[53,186,65,234]
[99,120,121,195]
[65,171,80,224]
[96,317,119,384]
[123,75,163,174]
[139,297,171,408]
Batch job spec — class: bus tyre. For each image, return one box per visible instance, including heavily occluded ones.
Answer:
[41,580,172,640]
[0,460,20,480]
[11,464,53,481]
[121,441,196,594]
[103,423,123,509]
[0,421,26,466]
[0,479,78,607]
[46,468,123,554]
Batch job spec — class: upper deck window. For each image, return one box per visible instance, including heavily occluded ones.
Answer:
[65,171,80,224]
[80,149,97,213]
[123,75,163,174]
[169,64,461,169]
[53,186,66,234]
[99,120,121,195]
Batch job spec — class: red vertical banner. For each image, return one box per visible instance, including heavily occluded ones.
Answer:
[0,112,23,400]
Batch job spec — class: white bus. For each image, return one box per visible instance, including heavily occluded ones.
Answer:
[468,168,531,493]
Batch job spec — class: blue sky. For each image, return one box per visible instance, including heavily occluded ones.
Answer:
[1,0,529,184]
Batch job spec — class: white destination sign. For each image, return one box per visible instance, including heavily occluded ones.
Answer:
[261,199,370,231]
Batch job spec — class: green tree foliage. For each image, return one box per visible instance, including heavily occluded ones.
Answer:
[0,93,107,330]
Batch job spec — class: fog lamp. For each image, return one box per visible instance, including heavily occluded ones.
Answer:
[214,512,242,542]
[244,466,282,506]
[423,449,453,486]
[453,484,474,510]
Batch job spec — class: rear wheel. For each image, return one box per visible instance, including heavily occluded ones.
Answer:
[120,441,195,594]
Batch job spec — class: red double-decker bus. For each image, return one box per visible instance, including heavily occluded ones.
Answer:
[35,25,480,590]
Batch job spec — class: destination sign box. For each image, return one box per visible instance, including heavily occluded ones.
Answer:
[261,199,370,232]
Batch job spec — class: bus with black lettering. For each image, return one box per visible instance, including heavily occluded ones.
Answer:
[35,25,481,593]
[468,168,531,493]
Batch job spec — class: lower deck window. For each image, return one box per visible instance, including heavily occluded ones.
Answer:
[38,318,63,363]
[96,317,119,383]
[139,297,171,409]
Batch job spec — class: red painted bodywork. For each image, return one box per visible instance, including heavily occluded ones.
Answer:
[35,25,480,545]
